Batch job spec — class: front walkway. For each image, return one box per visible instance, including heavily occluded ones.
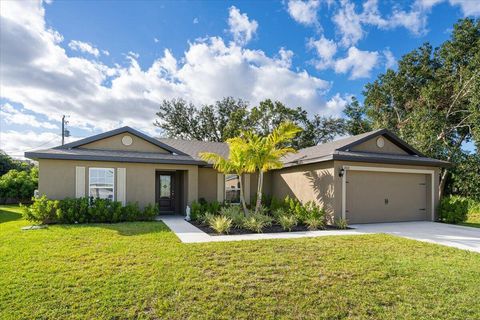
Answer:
[158,216,480,253]
[158,216,366,243]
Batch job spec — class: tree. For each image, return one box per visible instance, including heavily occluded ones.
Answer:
[343,97,371,135]
[346,18,480,198]
[155,97,345,148]
[0,167,38,203]
[199,138,250,214]
[0,150,34,176]
[242,122,302,214]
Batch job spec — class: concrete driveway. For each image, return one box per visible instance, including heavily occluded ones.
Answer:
[352,221,480,253]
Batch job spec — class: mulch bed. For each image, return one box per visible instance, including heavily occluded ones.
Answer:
[189,220,351,236]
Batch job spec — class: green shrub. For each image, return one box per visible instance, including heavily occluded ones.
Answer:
[272,208,288,220]
[336,218,348,230]
[191,200,202,221]
[209,215,232,234]
[278,215,297,231]
[439,196,469,224]
[142,203,159,220]
[0,168,38,203]
[207,201,221,214]
[243,213,272,233]
[305,216,325,230]
[220,205,244,228]
[21,195,60,224]
[199,212,216,225]
[57,197,90,223]
[121,202,142,222]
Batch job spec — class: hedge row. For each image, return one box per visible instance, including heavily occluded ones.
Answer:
[22,195,158,224]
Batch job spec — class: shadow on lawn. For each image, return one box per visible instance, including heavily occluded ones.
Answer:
[57,220,172,236]
[0,207,23,223]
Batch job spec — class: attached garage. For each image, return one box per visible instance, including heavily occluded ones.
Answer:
[344,169,432,224]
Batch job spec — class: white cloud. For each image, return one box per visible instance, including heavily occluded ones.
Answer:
[383,49,396,69]
[287,0,320,26]
[308,36,337,70]
[0,1,332,155]
[228,6,258,45]
[1,103,59,130]
[334,46,379,79]
[68,40,101,57]
[324,93,352,117]
[448,0,480,16]
[332,0,364,47]
[193,17,199,24]
[154,38,159,43]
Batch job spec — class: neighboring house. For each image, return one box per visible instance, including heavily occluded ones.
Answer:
[25,127,449,224]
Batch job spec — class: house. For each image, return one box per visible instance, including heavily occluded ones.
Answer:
[25,127,449,224]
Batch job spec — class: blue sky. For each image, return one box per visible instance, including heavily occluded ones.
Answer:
[1,0,478,157]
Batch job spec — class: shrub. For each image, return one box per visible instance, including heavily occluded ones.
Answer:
[220,205,245,228]
[21,195,60,224]
[439,196,469,224]
[57,197,90,223]
[278,215,297,231]
[206,201,221,215]
[209,215,232,234]
[272,208,288,220]
[0,168,38,203]
[142,203,159,220]
[243,213,272,233]
[121,202,142,222]
[305,216,325,230]
[336,218,348,230]
[190,200,202,221]
[199,212,216,225]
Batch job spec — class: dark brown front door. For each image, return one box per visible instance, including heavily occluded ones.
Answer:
[157,173,175,213]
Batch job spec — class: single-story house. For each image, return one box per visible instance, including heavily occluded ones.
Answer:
[25,126,449,224]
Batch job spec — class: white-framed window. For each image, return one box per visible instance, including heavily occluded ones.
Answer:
[224,174,240,204]
[89,168,115,200]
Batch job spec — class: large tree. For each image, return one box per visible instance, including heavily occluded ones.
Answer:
[344,18,480,199]
[155,98,345,148]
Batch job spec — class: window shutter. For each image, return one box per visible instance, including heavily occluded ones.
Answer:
[75,166,85,198]
[117,168,126,205]
[217,173,224,203]
[244,174,250,204]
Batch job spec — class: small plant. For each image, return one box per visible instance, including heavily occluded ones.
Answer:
[304,216,325,230]
[209,215,232,234]
[336,218,348,230]
[439,196,469,224]
[243,213,272,233]
[121,201,142,222]
[278,214,297,231]
[21,195,60,224]
[220,205,245,228]
[199,211,216,225]
[142,203,159,220]
[190,200,202,221]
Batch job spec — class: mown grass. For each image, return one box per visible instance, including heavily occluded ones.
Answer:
[1,205,479,319]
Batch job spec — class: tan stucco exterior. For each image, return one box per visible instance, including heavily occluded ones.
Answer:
[351,137,408,155]
[81,133,170,153]
[198,167,218,202]
[38,159,198,210]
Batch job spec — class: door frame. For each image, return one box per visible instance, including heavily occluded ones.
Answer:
[341,165,435,221]
[156,171,176,214]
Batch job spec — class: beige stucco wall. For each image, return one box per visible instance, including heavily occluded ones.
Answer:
[198,167,218,202]
[81,133,169,153]
[332,161,440,221]
[351,136,408,155]
[38,159,198,210]
[270,161,336,219]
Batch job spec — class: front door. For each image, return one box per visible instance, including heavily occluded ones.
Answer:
[157,173,175,213]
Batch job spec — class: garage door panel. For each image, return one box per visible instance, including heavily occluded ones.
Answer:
[346,171,427,224]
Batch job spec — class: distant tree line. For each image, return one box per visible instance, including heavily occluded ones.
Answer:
[0,151,38,204]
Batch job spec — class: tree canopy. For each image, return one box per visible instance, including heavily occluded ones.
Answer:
[155,98,345,149]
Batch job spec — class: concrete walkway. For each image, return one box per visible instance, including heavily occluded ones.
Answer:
[158,216,480,253]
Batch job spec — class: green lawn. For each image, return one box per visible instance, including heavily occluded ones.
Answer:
[1,205,479,319]
[460,211,480,228]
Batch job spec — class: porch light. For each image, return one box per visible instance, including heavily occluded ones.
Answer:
[339,168,345,178]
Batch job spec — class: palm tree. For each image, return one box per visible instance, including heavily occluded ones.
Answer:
[199,137,250,215]
[243,121,301,214]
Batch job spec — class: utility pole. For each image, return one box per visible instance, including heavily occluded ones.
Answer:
[61,115,70,146]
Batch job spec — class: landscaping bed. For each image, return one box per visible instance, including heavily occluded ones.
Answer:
[190,220,350,235]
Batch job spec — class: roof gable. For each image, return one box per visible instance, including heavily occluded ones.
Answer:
[58,127,186,155]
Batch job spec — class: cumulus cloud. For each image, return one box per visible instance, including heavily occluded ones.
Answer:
[308,36,337,70]
[324,93,352,117]
[334,46,379,79]
[287,0,320,26]
[448,0,480,16]
[0,1,333,154]
[1,103,58,129]
[68,40,101,57]
[228,6,258,45]
[383,48,396,70]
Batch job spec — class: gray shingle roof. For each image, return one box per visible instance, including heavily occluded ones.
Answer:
[25,127,449,167]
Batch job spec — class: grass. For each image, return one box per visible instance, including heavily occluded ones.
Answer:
[460,211,480,228]
[1,205,480,319]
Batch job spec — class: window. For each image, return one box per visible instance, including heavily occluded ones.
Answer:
[89,168,115,200]
[225,174,240,204]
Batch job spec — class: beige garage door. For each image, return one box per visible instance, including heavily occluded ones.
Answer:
[346,171,428,224]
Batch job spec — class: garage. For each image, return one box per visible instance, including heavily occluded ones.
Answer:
[345,168,432,224]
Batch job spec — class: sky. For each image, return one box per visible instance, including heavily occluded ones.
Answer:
[1,0,479,158]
